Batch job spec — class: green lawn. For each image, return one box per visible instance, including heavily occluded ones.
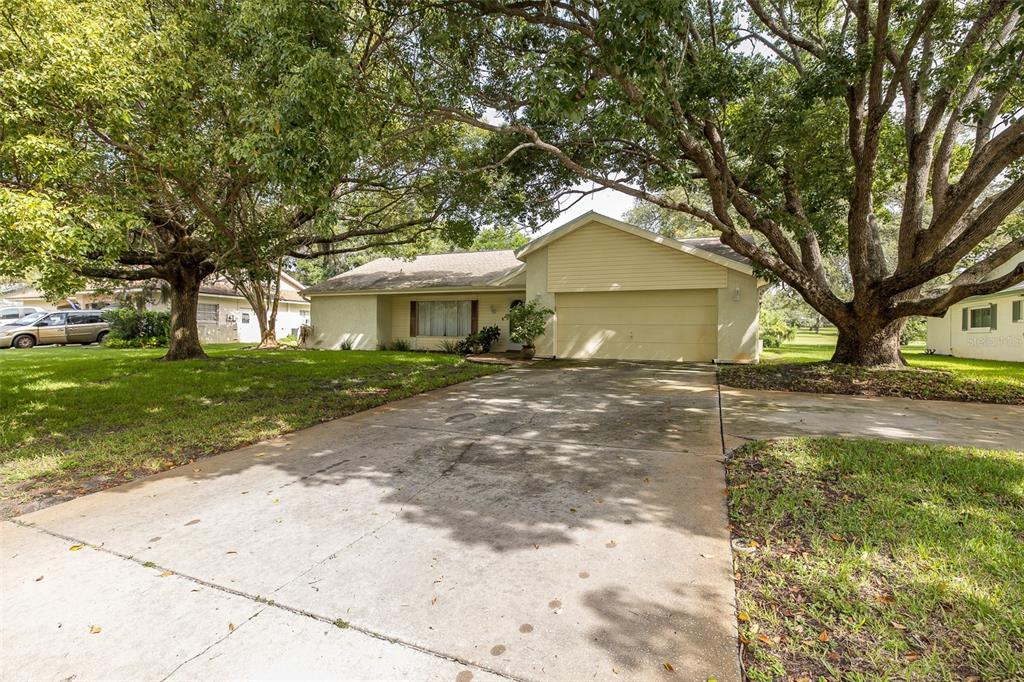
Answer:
[729,438,1024,681]
[720,329,1024,404]
[0,344,502,515]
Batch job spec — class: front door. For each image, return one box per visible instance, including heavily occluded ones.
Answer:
[35,312,68,345]
[236,309,261,343]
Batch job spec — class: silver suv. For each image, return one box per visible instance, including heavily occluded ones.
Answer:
[0,310,110,349]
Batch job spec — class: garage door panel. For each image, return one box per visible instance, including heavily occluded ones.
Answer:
[556,290,715,308]
[555,291,718,362]
[557,323,717,345]
[556,338,718,362]
[557,306,717,327]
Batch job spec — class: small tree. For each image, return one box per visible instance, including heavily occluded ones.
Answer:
[504,299,553,353]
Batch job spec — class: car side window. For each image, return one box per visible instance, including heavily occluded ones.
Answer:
[68,312,101,325]
[37,313,68,327]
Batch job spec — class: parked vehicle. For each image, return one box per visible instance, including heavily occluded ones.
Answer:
[0,310,110,349]
[0,305,49,322]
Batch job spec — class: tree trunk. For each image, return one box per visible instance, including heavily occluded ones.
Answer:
[163,267,208,361]
[831,318,906,366]
[260,270,280,348]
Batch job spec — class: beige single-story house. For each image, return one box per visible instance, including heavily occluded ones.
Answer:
[5,273,310,344]
[302,212,760,362]
[926,251,1024,362]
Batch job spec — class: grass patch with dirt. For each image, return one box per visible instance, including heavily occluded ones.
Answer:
[720,331,1024,404]
[728,437,1024,681]
[0,344,502,515]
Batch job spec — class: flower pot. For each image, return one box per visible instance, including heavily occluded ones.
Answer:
[519,346,536,360]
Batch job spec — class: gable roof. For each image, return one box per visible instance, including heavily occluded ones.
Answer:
[302,250,524,294]
[515,211,754,274]
[302,213,755,295]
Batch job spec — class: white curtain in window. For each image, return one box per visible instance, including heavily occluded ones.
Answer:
[417,301,471,336]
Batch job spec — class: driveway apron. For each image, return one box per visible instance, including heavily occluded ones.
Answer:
[2,362,739,682]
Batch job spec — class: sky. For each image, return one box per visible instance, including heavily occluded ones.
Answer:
[533,183,637,236]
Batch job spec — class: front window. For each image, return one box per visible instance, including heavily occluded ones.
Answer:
[416,300,472,337]
[240,312,250,324]
[968,306,991,330]
[197,303,219,324]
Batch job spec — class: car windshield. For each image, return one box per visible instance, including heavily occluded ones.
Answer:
[9,312,46,326]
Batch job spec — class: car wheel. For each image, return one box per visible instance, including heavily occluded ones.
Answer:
[13,335,35,349]
[96,331,108,344]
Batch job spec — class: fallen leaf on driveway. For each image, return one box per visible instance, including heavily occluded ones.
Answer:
[662,662,674,671]
[89,625,101,634]
[69,545,84,551]
[160,571,172,577]
[35,576,43,582]
[228,623,236,632]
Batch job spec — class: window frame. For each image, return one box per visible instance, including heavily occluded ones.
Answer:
[196,303,220,325]
[414,300,474,337]
[1013,299,1022,324]
[966,304,993,332]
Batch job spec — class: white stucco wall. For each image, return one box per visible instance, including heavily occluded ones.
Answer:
[926,251,1024,362]
[927,293,1024,361]
[716,269,760,363]
[305,295,381,350]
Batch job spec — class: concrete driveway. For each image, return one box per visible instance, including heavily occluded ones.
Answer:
[2,363,739,682]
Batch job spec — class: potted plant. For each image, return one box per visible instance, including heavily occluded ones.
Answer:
[504,299,553,359]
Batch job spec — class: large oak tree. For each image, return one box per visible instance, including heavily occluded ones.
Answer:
[0,0,496,359]
[401,0,1024,365]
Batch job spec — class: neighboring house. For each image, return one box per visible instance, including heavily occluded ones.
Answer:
[302,212,760,362]
[4,272,311,344]
[926,251,1024,362]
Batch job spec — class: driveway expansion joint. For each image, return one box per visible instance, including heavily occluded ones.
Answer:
[7,519,531,682]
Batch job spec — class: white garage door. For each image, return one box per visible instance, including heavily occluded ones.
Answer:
[555,290,718,361]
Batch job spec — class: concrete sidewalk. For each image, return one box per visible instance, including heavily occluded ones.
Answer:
[2,363,740,682]
[721,386,1024,451]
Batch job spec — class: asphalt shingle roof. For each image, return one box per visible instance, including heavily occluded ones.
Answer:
[302,250,524,294]
[678,237,753,265]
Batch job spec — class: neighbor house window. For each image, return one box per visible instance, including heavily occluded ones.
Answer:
[962,304,996,331]
[197,303,219,324]
[1014,300,1022,323]
[415,300,473,337]
[240,312,250,324]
